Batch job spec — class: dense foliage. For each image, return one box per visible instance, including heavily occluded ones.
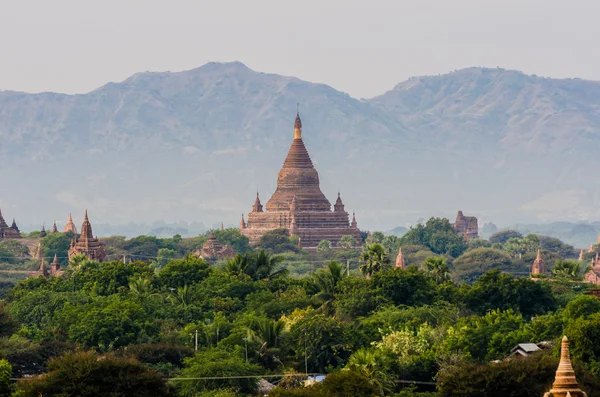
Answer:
[0,223,598,396]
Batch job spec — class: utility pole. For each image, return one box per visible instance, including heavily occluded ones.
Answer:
[194,330,198,351]
[304,335,308,377]
[347,259,350,276]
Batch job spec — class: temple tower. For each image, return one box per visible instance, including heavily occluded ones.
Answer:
[532,249,546,275]
[543,336,587,397]
[241,111,362,250]
[395,248,405,269]
[64,213,78,235]
[0,210,22,239]
[68,210,106,261]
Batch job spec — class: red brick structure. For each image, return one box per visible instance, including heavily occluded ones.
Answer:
[395,248,405,269]
[584,253,600,285]
[68,210,106,262]
[241,112,362,250]
[63,213,78,235]
[0,209,22,239]
[452,211,478,240]
[193,232,234,262]
[531,249,546,275]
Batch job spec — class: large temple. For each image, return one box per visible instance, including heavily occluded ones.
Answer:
[0,209,22,239]
[68,210,106,261]
[240,112,362,250]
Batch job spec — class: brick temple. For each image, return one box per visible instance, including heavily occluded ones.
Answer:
[68,210,106,261]
[240,112,362,250]
[452,210,478,240]
[0,209,22,239]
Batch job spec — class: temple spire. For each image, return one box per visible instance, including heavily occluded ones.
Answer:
[39,224,47,238]
[543,336,587,397]
[351,212,358,229]
[334,192,345,212]
[252,192,264,213]
[395,248,405,269]
[579,249,584,262]
[240,213,246,229]
[52,220,58,233]
[532,249,546,275]
[294,107,302,139]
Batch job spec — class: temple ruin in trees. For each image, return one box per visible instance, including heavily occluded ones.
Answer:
[240,112,362,250]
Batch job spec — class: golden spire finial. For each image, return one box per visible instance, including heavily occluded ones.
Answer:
[294,105,302,139]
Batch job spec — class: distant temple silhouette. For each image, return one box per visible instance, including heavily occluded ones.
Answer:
[240,111,361,250]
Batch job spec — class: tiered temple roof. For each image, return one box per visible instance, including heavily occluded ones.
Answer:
[68,210,106,261]
[0,209,22,239]
[543,336,587,397]
[63,213,78,235]
[51,221,58,233]
[241,111,362,250]
[532,249,546,275]
[584,253,600,285]
[193,232,234,262]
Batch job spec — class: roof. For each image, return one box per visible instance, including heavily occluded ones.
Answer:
[511,343,541,354]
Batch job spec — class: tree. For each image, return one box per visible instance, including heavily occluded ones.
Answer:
[40,233,71,264]
[156,248,178,268]
[346,349,393,396]
[551,260,583,280]
[212,228,251,254]
[0,360,11,397]
[255,229,298,253]
[422,257,451,283]
[225,250,287,281]
[464,269,557,317]
[312,261,345,314]
[16,351,174,397]
[359,243,390,279]
[158,255,211,288]
[489,230,523,244]
[339,235,358,249]
[178,347,262,396]
[399,218,467,257]
[316,240,332,253]
[365,231,385,245]
[503,234,540,259]
[451,248,518,283]
[247,318,286,368]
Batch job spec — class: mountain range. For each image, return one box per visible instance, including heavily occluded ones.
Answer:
[2,62,600,235]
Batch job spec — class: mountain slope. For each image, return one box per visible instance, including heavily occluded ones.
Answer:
[0,63,599,232]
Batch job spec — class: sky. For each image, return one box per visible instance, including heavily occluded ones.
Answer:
[1,0,599,99]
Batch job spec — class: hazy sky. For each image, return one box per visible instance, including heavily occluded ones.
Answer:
[1,0,599,98]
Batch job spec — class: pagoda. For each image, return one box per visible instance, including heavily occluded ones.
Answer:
[68,210,106,261]
[63,213,78,235]
[543,336,587,397]
[531,249,546,275]
[240,111,361,250]
[193,232,234,263]
[0,210,22,239]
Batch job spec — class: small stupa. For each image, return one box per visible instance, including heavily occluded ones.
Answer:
[543,336,587,397]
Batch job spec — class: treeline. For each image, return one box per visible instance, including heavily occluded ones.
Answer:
[0,248,598,396]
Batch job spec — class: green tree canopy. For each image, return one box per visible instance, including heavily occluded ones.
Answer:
[399,217,467,257]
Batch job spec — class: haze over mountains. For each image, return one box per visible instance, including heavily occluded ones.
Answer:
[1,61,600,235]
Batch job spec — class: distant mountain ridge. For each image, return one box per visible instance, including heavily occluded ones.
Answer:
[1,62,600,232]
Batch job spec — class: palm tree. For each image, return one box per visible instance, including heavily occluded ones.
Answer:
[346,349,391,396]
[254,250,288,280]
[359,243,390,280]
[128,277,154,296]
[423,256,452,283]
[169,285,193,307]
[313,261,345,314]
[247,318,285,369]
[551,260,583,280]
